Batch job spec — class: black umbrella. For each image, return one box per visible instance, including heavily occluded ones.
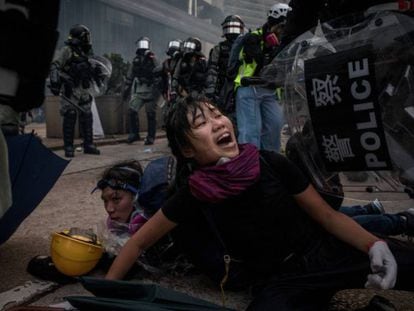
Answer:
[0,133,69,245]
[66,277,235,311]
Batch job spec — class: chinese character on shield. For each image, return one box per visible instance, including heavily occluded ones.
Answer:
[311,75,342,107]
[322,134,354,162]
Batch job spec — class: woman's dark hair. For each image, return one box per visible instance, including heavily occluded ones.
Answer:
[100,160,143,191]
[164,95,215,187]
[165,95,215,162]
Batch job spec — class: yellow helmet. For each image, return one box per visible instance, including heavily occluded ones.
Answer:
[50,229,103,276]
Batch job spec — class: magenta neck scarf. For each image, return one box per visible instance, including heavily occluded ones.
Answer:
[106,209,148,235]
[189,144,260,203]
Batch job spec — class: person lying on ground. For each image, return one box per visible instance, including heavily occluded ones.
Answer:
[105,95,414,310]
[94,160,146,242]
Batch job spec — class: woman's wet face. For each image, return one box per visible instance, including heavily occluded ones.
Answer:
[182,102,239,166]
[101,187,134,223]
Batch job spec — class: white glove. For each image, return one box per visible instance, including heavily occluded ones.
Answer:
[365,240,397,289]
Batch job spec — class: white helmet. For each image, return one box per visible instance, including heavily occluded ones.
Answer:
[268,3,292,21]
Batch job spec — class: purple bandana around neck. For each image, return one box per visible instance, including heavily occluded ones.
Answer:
[189,144,260,203]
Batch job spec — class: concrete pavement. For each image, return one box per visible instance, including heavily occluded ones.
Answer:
[24,122,166,151]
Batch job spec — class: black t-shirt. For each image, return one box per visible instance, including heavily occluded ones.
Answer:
[162,151,323,275]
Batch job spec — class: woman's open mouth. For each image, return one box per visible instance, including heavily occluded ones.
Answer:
[217,132,233,146]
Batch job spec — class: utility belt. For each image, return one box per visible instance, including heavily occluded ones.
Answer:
[137,77,153,86]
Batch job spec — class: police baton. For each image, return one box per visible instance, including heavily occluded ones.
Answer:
[61,95,88,113]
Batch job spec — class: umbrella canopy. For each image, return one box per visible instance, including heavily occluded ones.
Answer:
[66,277,235,311]
[0,133,69,245]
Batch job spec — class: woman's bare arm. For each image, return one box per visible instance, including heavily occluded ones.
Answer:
[105,209,177,280]
[294,184,379,253]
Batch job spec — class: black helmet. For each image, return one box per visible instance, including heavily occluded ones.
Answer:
[221,15,244,37]
[166,39,182,57]
[183,37,202,54]
[136,36,151,50]
[68,24,91,46]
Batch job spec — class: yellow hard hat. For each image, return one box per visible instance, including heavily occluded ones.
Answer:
[50,230,103,276]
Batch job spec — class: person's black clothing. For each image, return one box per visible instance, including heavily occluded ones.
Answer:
[162,151,414,309]
[246,236,414,310]
[172,52,207,98]
[124,50,158,98]
[124,50,159,143]
[205,40,236,112]
[163,151,322,278]
[160,56,181,102]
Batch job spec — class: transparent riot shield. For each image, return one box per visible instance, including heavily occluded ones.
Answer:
[88,55,113,97]
[262,11,414,203]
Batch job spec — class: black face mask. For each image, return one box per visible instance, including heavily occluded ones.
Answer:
[225,33,240,43]
[0,0,60,112]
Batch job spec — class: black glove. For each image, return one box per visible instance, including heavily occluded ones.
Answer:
[243,33,262,64]
[81,79,90,89]
[49,64,61,95]
[49,82,61,96]
[93,66,104,87]
[63,81,74,98]
[169,91,177,102]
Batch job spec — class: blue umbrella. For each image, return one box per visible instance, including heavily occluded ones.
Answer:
[0,133,69,245]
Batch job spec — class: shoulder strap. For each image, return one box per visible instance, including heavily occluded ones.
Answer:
[199,205,233,305]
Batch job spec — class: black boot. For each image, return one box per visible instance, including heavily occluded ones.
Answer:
[80,112,100,155]
[127,109,140,143]
[144,110,156,145]
[62,110,77,158]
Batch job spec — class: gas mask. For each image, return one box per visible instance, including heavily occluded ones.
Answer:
[265,32,280,48]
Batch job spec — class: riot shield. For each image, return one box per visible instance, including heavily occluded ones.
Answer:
[88,55,113,97]
[264,11,414,202]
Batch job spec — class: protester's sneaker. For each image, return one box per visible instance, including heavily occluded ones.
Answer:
[369,198,385,214]
[398,208,414,236]
[363,198,385,214]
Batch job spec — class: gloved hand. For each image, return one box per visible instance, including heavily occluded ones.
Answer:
[93,66,104,87]
[243,33,262,64]
[169,91,177,102]
[49,82,61,96]
[365,240,397,289]
[63,81,74,98]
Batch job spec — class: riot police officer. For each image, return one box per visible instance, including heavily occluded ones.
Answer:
[205,15,244,114]
[155,39,183,125]
[49,24,101,157]
[172,37,207,98]
[123,37,159,145]
[158,39,182,103]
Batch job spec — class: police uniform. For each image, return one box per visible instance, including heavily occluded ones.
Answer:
[124,41,159,145]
